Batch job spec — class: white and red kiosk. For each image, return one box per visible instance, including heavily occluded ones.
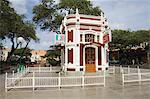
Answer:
[59,9,111,73]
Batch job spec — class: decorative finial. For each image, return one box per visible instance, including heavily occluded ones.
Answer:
[76,8,79,14]
[65,10,68,16]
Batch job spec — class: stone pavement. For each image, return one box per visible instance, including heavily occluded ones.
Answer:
[1,74,150,99]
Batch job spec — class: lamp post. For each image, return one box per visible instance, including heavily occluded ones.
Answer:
[17,37,25,72]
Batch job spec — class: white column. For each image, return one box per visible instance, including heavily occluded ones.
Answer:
[101,46,106,70]
[83,33,85,43]
[65,46,68,71]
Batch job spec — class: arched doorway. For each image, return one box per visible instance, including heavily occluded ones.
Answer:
[85,47,96,72]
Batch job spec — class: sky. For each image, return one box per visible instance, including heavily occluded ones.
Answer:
[4,0,150,50]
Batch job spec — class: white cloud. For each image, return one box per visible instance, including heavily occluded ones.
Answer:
[5,0,150,50]
[110,23,127,30]
[9,0,27,14]
[29,29,55,50]
[93,0,150,30]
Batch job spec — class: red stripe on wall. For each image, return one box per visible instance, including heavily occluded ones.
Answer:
[80,23,101,27]
[67,22,101,28]
[80,17,101,21]
[66,23,76,26]
[67,16,76,19]
[80,28,101,32]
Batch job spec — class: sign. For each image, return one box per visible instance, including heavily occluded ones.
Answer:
[54,34,65,45]
[103,34,109,44]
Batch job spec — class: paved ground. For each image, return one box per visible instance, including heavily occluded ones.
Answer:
[1,73,150,99]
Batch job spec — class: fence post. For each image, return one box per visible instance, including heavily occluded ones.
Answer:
[39,66,41,72]
[58,72,61,90]
[121,66,123,74]
[82,75,84,88]
[12,70,14,76]
[122,73,124,86]
[32,72,35,91]
[128,66,130,74]
[113,65,115,74]
[121,68,124,86]
[5,72,8,92]
[137,66,141,85]
[120,65,122,74]
[104,70,106,87]
[50,65,52,72]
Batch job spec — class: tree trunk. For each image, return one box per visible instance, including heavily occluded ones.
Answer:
[17,41,30,62]
[6,33,20,62]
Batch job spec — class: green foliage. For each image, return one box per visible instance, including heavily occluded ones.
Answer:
[110,29,150,50]
[32,0,102,31]
[59,0,102,15]
[45,49,61,66]
[13,48,32,57]
[46,49,61,58]
[110,29,150,65]
[0,0,38,61]
[0,0,38,42]
[33,0,61,31]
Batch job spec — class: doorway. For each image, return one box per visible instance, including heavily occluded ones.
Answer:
[85,47,96,72]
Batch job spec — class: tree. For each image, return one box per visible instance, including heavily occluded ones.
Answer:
[32,0,102,32]
[33,0,60,32]
[59,0,102,15]
[110,29,150,49]
[0,0,38,62]
[110,29,150,65]
[14,48,32,59]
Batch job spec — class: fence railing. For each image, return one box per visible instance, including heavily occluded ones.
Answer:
[121,66,150,86]
[28,66,61,73]
[5,70,105,92]
[108,66,115,74]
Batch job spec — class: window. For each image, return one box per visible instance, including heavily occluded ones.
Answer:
[80,34,82,42]
[85,34,95,42]
[97,35,99,42]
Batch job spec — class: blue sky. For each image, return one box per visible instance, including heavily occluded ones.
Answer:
[4,0,150,50]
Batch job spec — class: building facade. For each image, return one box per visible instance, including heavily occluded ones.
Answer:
[60,10,111,73]
[30,50,47,64]
[0,47,10,61]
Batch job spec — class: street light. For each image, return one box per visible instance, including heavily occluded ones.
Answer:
[17,37,25,72]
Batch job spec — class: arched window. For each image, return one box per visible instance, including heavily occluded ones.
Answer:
[85,34,95,42]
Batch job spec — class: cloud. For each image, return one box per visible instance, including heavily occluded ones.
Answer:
[29,29,55,50]
[93,0,150,30]
[5,0,150,50]
[9,0,28,14]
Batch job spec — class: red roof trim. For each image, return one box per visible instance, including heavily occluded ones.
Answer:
[67,22,101,27]
[67,16,76,19]
[80,17,101,21]
[80,23,101,27]
[80,28,101,32]
[66,23,76,26]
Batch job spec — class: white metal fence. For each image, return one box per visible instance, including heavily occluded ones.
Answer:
[121,66,150,86]
[108,65,150,86]
[28,67,61,73]
[108,66,115,74]
[5,67,105,92]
